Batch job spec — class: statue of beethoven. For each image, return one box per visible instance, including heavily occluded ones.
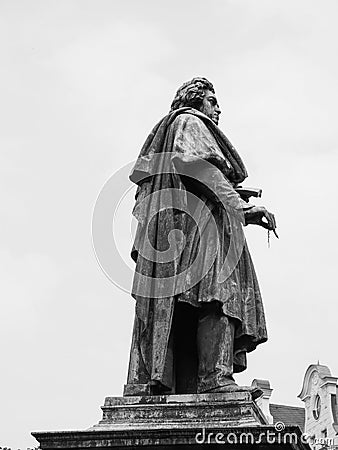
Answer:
[124,78,277,397]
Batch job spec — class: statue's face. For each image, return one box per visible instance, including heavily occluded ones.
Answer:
[200,90,221,125]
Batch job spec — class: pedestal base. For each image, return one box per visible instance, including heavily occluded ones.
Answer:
[32,393,309,449]
[96,391,268,429]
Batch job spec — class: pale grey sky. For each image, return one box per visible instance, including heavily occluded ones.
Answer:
[1,1,338,447]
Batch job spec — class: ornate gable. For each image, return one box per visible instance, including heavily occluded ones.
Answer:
[298,364,338,446]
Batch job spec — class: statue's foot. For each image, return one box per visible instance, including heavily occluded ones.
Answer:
[247,386,264,400]
[204,383,263,400]
[200,377,238,394]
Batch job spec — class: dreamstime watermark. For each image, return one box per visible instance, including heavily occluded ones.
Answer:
[194,422,337,446]
[92,153,247,298]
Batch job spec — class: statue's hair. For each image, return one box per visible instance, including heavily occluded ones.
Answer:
[170,77,215,111]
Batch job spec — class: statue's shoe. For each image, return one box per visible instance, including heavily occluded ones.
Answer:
[204,383,263,401]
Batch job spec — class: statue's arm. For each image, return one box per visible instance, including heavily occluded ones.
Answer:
[170,114,277,232]
[174,157,253,217]
[170,114,253,218]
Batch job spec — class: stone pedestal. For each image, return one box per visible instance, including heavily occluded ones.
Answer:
[96,391,268,429]
[32,393,309,449]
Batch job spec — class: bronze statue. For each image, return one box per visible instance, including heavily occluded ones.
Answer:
[124,78,277,397]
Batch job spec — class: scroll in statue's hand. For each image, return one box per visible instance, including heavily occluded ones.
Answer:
[245,206,278,238]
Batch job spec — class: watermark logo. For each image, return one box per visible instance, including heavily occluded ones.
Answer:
[274,421,285,432]
[194,422,337,446]
[92,153,246,298]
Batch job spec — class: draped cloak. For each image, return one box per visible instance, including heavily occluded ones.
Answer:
[127,107,268,391]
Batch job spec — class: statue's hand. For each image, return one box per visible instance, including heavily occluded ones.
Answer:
[245,206,278,237]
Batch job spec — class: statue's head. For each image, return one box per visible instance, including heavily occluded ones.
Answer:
[170,77,221,125]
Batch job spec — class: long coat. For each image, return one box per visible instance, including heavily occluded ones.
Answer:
[126,107,267,390]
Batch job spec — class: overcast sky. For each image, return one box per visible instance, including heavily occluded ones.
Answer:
[1,1,338,447]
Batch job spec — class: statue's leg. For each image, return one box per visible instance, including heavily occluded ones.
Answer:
[196,301,236,393]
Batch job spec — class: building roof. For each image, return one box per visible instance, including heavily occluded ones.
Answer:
[270,403,305,431]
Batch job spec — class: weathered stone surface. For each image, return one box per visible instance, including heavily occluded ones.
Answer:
[32,394,275,448]
[32,390,311,450]
[94,392,268,429]
[32,425,309,449]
